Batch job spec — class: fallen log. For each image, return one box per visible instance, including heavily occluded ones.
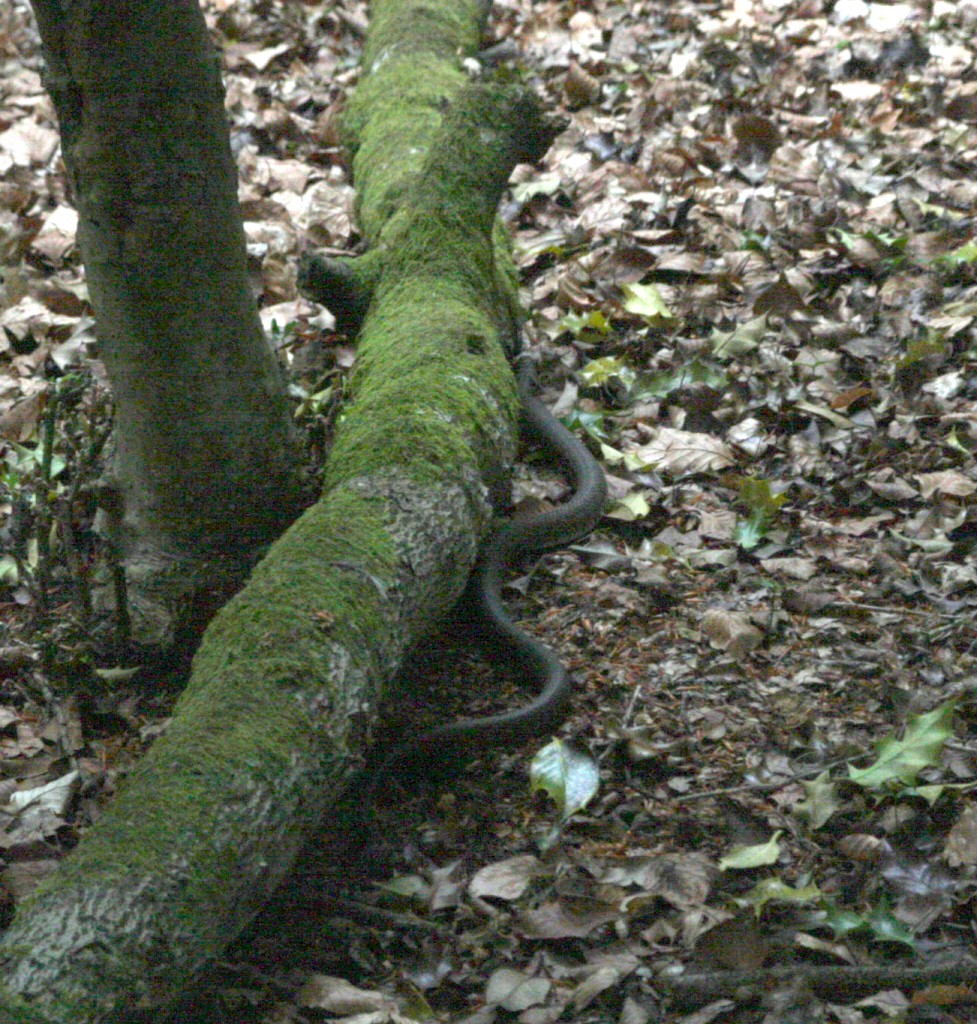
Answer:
[0,0,558,1019]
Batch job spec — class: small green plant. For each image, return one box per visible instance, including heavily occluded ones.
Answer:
[529,738,599,849]
[734,476,788,549]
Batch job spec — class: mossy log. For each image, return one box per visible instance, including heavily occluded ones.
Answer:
[0,0,557,1020]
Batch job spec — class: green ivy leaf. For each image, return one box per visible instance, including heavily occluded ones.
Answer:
[820,903,866,939]
[561,408,609,443]
[10,441,66,479]
[733,510,767,550]
[903,783,946,806]
[606,490,651,522]
[562,309,612,337]
[945,427,971,454]
[734,477,787,549]
[932,240,977,267]
[0,555,19,585]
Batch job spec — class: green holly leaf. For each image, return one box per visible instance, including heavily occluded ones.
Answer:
[719,831,783,870]
[849,701,956,789]
[795,771,841,829]
[637,359,727,399]
[739,877,821,915]
[867,903,917,949]
[621,282,675,325]
[820,903,866,939]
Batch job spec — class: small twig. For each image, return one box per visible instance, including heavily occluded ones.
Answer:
[33,390,60,622]
[662,959,977,1008]
[945,740,977,757]
[620,681,645,729]
[58,395,112,624]
[666,756,856,803]
[830,601,957,621]
[108,539,130,651]
[297,894,450,935]
[56,501,89,622]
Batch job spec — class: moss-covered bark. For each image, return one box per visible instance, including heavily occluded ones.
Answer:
[0,0,558,1021]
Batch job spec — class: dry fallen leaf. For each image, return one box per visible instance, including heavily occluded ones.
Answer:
[484,968,550,1012]
[469,855,544,901]
[627,427,734,477]
[915,470,977,500]
[518,899,619,940]
[944,803,977,867]
[296,975,397,1014]
[699,609,764,657]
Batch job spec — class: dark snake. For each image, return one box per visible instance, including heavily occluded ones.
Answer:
[371,351,607,786]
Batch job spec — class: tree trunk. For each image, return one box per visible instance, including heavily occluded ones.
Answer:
[0,1,557,1021]
[28,0,308,648]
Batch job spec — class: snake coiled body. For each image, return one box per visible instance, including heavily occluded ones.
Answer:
[383,355,607,775]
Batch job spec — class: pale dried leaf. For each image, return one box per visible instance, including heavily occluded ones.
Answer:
[9,770,79,816]
[759,557,817,580]
[296,976,395,1014]
[484,968,550,1012]
[469,855,544,901]
[915,470,976,499]
[0,118,58,166]
[944,804,977,867]
[518,899,618,940]
[627,427,734,477]
[30,205,78,262]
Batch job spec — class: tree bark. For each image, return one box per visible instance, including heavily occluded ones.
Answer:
[0,1,557,1021]
[28,0,307,648]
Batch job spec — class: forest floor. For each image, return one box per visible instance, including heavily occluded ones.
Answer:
[3,0,977,1022]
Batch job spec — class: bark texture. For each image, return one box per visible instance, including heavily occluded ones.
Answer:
[28,0,307,647]
[0,1,557,1021]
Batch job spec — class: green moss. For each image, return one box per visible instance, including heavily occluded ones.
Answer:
[0,989,55,1024]
[329,83,552,492]
[325,274,519,491]
[342,0,484,242]
[345,0,483,148]
[346,66,467,241]
[361,0,483,65]
[33,490,398,892]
